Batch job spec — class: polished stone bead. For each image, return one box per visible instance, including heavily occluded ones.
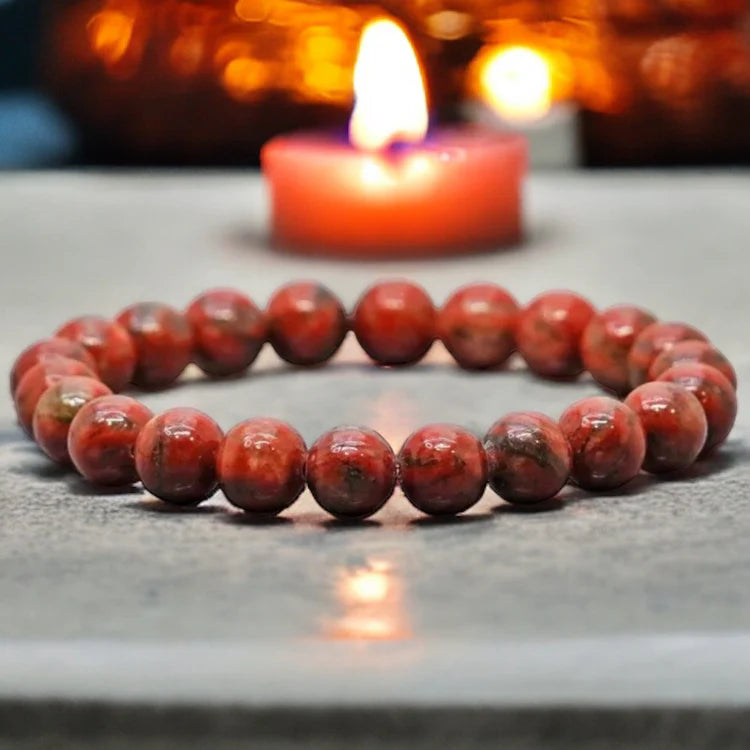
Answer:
[581,305,657,394]
[624,382,707,473]
[438,283,519,370]
[516,291,595,378]
[68,395,154,485]
[55,316,136,392]
[657,363,737,454]
[484,412,571,504]
[116,302,193,389]
[559,396,646,490]
[14,357,97,437]
[398,423,487,515]
[649,340,737,390]
[218,418,307,515]
[10,337,97,396]
[266,282,347,365]
[627,322,707,388]
[186,289,267,377]
[135,408,223,505]
[306,426,396,519]
[353,281,436,366]
[32,376,113,464]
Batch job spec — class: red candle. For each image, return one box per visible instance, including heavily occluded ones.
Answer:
[261,19,527,258]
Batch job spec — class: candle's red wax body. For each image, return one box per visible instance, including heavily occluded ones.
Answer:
[262,128,527,258]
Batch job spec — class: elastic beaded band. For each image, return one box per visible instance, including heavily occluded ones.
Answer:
[10,280,738,521]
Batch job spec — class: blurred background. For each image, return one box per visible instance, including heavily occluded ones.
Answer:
[2,0,750,168]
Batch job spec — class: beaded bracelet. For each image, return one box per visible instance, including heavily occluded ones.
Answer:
[10,281,738,520]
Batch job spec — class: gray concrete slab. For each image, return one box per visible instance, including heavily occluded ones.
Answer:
[1,171,749,746]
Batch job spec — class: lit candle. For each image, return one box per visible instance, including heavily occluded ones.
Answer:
[261,19,527,258]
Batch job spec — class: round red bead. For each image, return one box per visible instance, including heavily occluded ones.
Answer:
[14,357,97,437]
[516,291,595,378]
[624,382,707,473]
[10,337,97,395]
[55,316,136,392]
[353,281,436,365]
[218,418,307,515]
[116,302,193,389]
[32,376,113,464]
[68,395,154,485]
[484,412,571,504]
[627,322,707,388]
[306,426,397,519]
[438,283,519,370]
[186,289,266,377]
[559,396,646,490]
[398,423,487,515]
[266,282,347,365]
[581,305,656,394]
[649,340,737,390]
[135,408,223,505]
[657,363,737,454]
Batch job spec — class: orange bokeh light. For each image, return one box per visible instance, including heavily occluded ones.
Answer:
[478,45,553,122]
[87,9,135,65]
[221,56,270,100]
[234,0,269,23]
[169,29,205,77]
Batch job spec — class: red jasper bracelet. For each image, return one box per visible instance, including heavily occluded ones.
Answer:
[9,281,738,520]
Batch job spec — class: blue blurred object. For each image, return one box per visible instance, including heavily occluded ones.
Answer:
[0,92,76,168]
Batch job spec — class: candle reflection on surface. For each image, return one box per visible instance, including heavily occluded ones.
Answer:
[325,559,411,641]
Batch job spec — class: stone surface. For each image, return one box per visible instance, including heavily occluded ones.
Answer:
[116,302,193,389]
[1,171,750,747]
[266,281,348,366]
[353,280,436,365]
[55,316,136,392]
[306,425,397,519]
[581,304,657,394]
[398,423,488,515]
[559,396,646,490]
[134,407,223,505]
[516,290,595,378]
[437,283,519,370]
[484,411,572,503]
[68,395,153,486]
[218,417,307,515]
[186,288,267,377]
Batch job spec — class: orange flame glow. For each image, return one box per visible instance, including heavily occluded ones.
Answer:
[326,560,410,641]
[480,46,552,123]
[349,19,429,151]
[87,9,135,65]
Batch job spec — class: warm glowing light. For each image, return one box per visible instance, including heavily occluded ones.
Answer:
[480,46,552,123]
[221,56,269,100]
[295,25,354,102]
[87,10,135,65]
[349,19,429,151]
[344,565,390,604]
[426,10,472,40]
[169,30,205,77]
[234,0,269,23]
[326,560,410,641]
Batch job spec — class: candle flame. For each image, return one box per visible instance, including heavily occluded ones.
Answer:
[349,19,429,151]
[480,46,552,123]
